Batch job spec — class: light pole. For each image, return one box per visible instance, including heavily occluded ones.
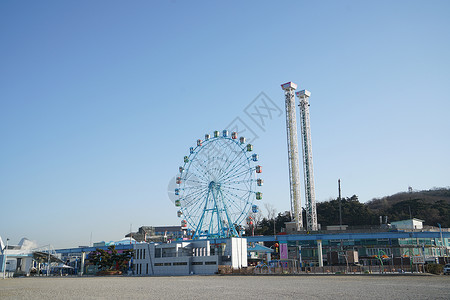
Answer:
[2,238,9,279]
[338,179,342,229]
[437,223,446,263]
[47,246,51,276]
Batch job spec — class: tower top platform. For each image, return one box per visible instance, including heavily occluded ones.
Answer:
[281,82,297,90]
[296,89,311,98]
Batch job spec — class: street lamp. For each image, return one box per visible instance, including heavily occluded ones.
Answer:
[2,238,9,279]
[437,223,446,263]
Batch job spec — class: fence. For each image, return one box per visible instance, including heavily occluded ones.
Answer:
[253,264,425,275]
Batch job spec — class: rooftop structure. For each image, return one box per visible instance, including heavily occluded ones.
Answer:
[126,226,186,242]
[391,218,425,230]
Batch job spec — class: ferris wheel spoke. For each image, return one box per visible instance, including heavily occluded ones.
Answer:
[218,150,247,180]
[220,184,254,194]
[184,166,209,183]
[185,206,206,227]
[218,156,251,182]
[219,188,250,214]
[221,179,255,185]
[182,178,208,187]
[187,188,208,203]
[221,176,254,185]
[191,156,210,174]
[221,189,250,210]
[220,167,254,183]
[186,198,207,223]
[221,180,253,192]
[182,188,208,207]
[216,140,239,174]
[183,173,208,185]
[188,161,213,182]
[212,146,240,176]
[180,185,207,195]
[181,185,207,193]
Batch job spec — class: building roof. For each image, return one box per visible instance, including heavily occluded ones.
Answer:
[391,218,425,223]
[154,226,183,232]
[248,244,274,253]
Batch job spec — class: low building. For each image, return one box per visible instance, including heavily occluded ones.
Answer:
[272,218,449,267]
[0,237,63,277]
[133,237,247,276]
[391,218,424,230]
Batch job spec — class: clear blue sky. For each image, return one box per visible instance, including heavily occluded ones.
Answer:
[1,0,449,248]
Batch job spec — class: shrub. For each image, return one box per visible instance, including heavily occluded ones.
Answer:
[426,264,443,275]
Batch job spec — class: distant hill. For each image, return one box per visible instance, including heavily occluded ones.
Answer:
[365,187,450,227]
[315,188,450,228]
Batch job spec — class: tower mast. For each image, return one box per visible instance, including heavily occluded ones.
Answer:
[296,89,318,231]
[281,82,303,231]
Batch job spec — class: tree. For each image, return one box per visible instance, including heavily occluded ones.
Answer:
[316,195,378,227]
[90,245,133,271]
[264,203,277,235]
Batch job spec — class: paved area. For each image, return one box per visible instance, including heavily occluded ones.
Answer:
[0,275,449,299]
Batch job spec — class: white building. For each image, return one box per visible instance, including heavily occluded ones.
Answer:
[133,237,247,276]
[391,218,424,230]
[1,237,63,277]
[1,237,36,277]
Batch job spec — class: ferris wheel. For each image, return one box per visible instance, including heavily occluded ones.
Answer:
[175,130,263,239]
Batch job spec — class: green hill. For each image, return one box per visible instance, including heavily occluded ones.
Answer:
[365,187,450,227]
[315,188,450,228]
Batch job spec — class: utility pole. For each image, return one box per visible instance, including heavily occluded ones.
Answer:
[338,179,342,229]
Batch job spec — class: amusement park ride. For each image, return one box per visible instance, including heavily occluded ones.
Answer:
[175,130,263,239]
[297,88,318,231]
[174,81,318,238]
[281,82,318,232]
[281,82,303,231]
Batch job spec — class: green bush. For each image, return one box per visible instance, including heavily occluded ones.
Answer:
[426,264,443,275]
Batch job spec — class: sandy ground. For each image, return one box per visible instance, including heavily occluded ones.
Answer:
[0,275,449,299]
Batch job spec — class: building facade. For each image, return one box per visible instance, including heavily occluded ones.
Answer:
[133,238,247,276]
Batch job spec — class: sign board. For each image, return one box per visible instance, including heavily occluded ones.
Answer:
[279,243,288,259]
[412,256,425,264]
[298,246,302,267]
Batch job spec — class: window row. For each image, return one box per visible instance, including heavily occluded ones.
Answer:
[136,248,146,260]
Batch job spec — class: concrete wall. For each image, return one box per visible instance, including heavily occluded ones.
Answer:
[226,238,247,269]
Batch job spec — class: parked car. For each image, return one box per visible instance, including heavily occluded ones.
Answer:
[444,264,450,275]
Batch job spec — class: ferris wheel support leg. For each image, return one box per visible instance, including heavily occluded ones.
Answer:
[217,189,238,238]
[193,190,211,239]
